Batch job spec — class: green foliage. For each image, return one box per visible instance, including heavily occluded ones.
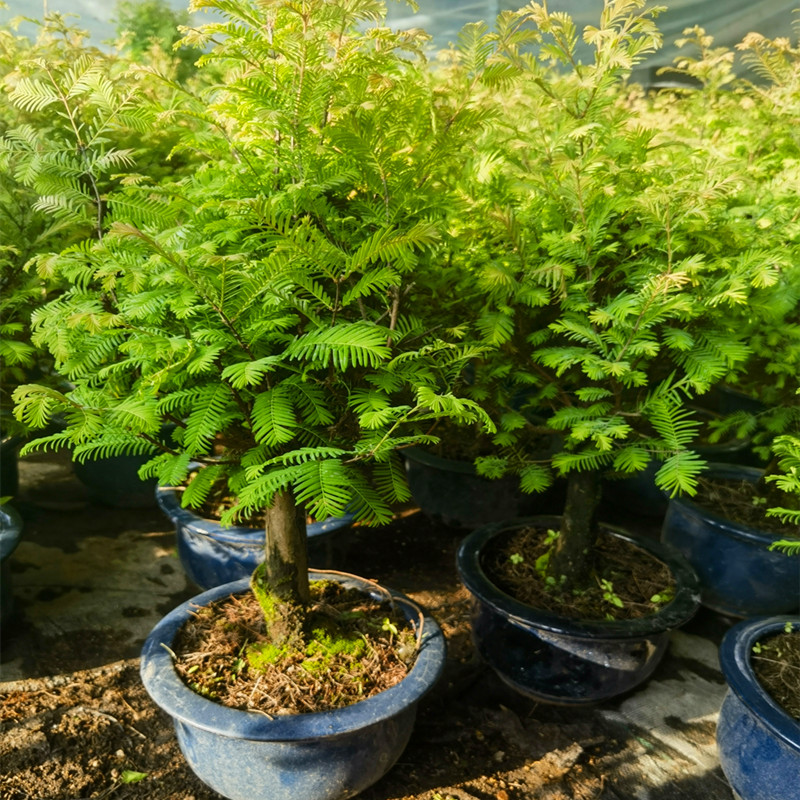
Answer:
[652,23,800,463]
[12,0,493,539]
[114,0,202,83]
[429,1,800,589]
[449,2,785,500]
[0,12,197,437]
[766,430,800,531]
[6,0,800,600]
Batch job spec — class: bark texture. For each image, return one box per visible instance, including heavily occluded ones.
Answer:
[548,469,602,591]
[249,489,309,647]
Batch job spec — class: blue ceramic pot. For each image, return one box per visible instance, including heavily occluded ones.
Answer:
[456,516,701,704]
[603,413,753,519]
[156,484,355,589]
[0,502,23,626]
[140,572,446,800]
[73,424,177,508]
[717,616,800,800]
[0,433,25,499]
[661,463,799,617]
[403,447,563,529]
[73,454,158,508]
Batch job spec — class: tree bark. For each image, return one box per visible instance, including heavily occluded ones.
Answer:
[548,469,602,591]
[250,488,309,647]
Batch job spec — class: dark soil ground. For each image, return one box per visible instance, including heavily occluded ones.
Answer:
[1,454,738,800]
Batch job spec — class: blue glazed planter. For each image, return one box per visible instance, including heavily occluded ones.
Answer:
[661,464,800,618]
[403,447,563,529]
[456,516,701,704]
[0,433,25,499]
[140,572,446,800]
[0,502,23,626]
[73,453,159,508]
[604,415,753,519]
[717,616,800,800]
[156,485,355,589]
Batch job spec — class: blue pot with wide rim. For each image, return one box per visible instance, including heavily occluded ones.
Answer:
[140,571,446,800]
[156,484,355,590]
[0,502,23,626]
[603,410,754,519]
[0,432,25,499]
[717,615,800,800]
[456,516,701,704]
[661,463,799,618]
[403,447,564,529]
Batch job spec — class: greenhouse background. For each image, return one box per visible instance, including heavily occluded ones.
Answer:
[0,0,797,84]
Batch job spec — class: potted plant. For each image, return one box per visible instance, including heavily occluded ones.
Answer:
[717,614,800,800]
[402,416,564,528]
[449,0,783,703]
[0,11,198,504]
[715,431,800,800]
[12,0,493,796]
[660,442,800,617]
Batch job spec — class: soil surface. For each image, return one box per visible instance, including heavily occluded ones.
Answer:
[482,526,673,621]
[1,452,738,800]
[752,628,800,719]
[693,476,799,537]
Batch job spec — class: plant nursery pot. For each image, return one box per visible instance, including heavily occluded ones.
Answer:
[140,571,446,800]
[73,454,159,508]
[717,615,800,800]
[0,433,25,498]
[403,446,564,529]
[72,424,177,508]
[156,484,355,589]
[603,412,753,519]
[0,502,23,626]
[706,385,766,417]
[660,463,799,618]
[456,516,701,704]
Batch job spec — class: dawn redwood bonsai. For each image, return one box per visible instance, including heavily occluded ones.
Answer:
[647,24,800,530]
[12,0,491,646]
[452,0,784,595]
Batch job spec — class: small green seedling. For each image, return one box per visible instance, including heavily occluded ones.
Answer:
[120,771,148,784]
[534,529,560,576]
[650,588,675,605]
[600,579,624,609]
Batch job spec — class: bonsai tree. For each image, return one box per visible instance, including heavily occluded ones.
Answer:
[448,0,782,592]
[12,0,492,642]
[641,23,800,501]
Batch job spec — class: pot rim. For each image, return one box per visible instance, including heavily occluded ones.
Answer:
[140,571,445,741]
[0,503,23,561]
[156,483,355,542]
[669,463,784,546]
[402,446,479,476]
[456,515,701,639]
[403,437,559,477]
[720,615,800,752]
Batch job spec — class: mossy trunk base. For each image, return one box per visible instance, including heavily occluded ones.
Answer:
[249,490,309,648]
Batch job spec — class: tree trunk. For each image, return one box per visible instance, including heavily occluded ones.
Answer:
[547,469,602,591]
[250,489,309,648]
